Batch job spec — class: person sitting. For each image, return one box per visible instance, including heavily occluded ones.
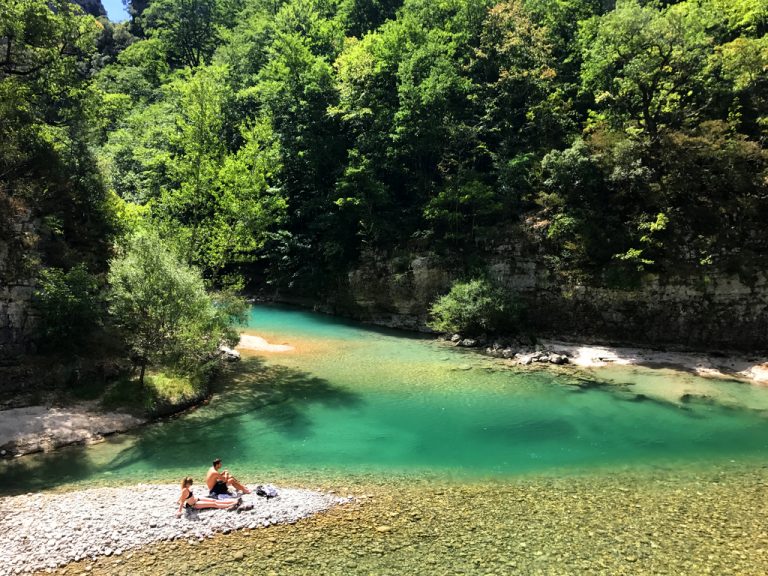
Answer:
[176,477,240,517]
[205,458,251,497]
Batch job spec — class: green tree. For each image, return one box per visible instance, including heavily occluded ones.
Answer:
[474,0,565,153]
[252,17,347,286]
[703,0,768,38]
[714,35,768,141]
[96,39,170,104]
[656,122,768,268]
[337,0,402,38]
[1,0,115,272]
[580,0,714,139]
[107,230,243,386]
[143,0,223,68]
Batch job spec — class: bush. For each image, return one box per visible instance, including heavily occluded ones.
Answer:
[428,278,519,336]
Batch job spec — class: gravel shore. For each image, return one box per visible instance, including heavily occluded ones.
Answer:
[0,484,348,575]
[43,466,768,576]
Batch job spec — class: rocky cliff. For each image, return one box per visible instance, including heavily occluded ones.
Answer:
[329,246,768,352]
[73,0,106,18]
[0,202,39,359]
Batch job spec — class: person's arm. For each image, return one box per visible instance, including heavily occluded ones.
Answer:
[176,488,188,518]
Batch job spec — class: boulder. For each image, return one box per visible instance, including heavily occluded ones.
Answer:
[458,339,477,348]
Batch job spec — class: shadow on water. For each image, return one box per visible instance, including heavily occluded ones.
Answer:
[212,357,363,438]
[0,444,100,496]
[0,358,361,495]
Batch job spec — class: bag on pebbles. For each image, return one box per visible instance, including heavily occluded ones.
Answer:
[255,484,278,499]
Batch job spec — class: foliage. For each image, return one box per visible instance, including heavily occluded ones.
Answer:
[1,0,115,273]
[6,0,768,340]
[107,229,245,385]
[580,0,714,139]
[428,278,519,335]
[142,0,224,68]
[33,265,101,350]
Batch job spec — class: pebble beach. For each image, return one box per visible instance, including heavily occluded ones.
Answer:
[0,484,348,575]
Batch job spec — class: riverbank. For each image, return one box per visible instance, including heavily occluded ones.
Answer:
[457,336,768,386]
[0,403,144,458]
[536,339,768,385]
[0,484,347,575]
[38,463,768,576]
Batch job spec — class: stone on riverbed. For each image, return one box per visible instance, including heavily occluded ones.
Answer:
[549,354,569,365]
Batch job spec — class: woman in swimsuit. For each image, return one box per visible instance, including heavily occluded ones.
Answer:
[176,477,240,517]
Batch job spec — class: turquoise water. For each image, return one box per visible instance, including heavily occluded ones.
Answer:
[2,305,768,493]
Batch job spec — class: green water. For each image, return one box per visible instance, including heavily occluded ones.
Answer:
[3,304,768,493]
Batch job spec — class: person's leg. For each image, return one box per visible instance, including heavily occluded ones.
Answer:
[227,477,250,494]
[194,497,238,510]
[221,471,250,494]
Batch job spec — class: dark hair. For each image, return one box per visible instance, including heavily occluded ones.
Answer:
[213,458,222,467]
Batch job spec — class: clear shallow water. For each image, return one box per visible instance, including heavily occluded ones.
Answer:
[2,304,768,494]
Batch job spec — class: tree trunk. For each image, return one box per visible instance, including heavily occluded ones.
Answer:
[138,360,147,387]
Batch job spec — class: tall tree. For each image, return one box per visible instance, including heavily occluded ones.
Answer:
[108,229,243,386]
[1,0,114,271]
[580,0,713,140]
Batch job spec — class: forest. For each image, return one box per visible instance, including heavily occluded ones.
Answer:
[1,0,767,385]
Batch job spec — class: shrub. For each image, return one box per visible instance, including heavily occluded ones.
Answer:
[428,278,518,336]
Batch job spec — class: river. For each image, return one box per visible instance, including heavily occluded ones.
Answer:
[3,304,768,574]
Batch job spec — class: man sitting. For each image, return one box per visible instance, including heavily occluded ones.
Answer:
[205,458,251,497]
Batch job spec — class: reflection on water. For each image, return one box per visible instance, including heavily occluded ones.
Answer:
[2,304,768,495]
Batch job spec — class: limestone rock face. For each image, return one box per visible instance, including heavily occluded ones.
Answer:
[344,252,452,331]
[0,207,39,358]
[331,247,768,351]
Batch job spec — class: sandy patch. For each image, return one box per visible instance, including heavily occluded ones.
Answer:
[237,334,295,353]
